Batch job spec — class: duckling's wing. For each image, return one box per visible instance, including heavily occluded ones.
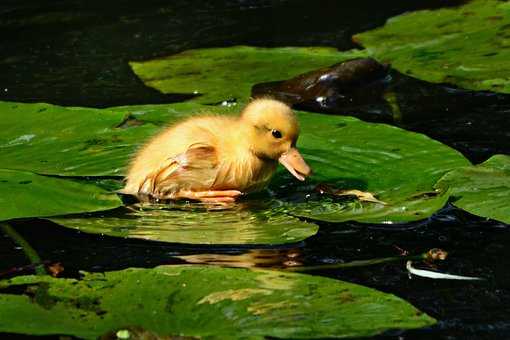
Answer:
[140,143,219,198]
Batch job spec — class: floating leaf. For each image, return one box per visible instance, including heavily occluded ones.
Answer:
[435,154,510,224]
[0,101,236,177]
[0,265,435,339]
[0,101,470,225]
[50,202,318,245]
[112,104,469,223]
[0,169,121,221]
[354,0,510,94]
[274,112,469,223]
[129,46,368,103]
[0,101,153,176]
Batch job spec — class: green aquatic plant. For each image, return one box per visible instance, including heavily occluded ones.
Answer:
[129,46,368,103]
[354,0,510,94]
[435,154,510,224]
[0,265,436,339]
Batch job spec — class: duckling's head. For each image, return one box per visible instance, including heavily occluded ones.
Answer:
[241,98,311,181]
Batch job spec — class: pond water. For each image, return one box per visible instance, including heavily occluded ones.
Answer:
[1,0,510,339]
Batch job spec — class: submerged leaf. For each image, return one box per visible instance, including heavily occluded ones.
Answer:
[354,0,510,94]
[129,46,368,103]
[0,169,121,221]
[0,265,435,339]
[49,202,318,245]
[435,154,510,224]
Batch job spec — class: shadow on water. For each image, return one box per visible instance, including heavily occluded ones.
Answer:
[0,0,509,339]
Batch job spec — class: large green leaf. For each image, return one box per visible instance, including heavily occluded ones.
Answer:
[0,101,154,176]
[0,169,121,221]
[49,202,318,245]
[275,112,470,223]
[0,101,237,177]
[354,0,510,94]
[435,154,510,224]
[0,101,470,225]
[0,265,435,339]
[112,104,470,223]
[129,46,368,103]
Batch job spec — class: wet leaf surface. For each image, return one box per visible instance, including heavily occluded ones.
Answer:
[49,202,318,245]
[0,101,151,176]
[354,0,510,94]
[0,101,235,177]
[435,154,510,224]
[0,100,471,227]
[0,265,435,339]
[274,111,470,223]
[129,46,369,103]
[0,169,121,221]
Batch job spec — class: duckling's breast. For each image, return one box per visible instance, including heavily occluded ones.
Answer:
[212,154,277,193]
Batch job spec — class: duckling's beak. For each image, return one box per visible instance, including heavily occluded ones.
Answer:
[279,148,312,181]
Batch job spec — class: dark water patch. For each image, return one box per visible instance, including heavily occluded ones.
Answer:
[0,0,466,107]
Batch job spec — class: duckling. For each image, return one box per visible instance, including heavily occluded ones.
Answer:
[122,98,311,203]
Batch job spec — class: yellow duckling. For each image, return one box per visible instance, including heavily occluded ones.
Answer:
[122,98,311,203]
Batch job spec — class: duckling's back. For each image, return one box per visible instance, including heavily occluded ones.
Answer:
[123,115,238,195]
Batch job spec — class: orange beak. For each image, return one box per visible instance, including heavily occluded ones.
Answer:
[278,148,312,181]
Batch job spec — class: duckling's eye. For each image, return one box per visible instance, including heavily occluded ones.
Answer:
[271,129,282,139]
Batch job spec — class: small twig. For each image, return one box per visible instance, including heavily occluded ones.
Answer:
[284,255,423,272]
[283,248,448,273]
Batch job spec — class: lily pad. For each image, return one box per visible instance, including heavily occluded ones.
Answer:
[0,265,435,339]
[0,101,471,225]
[354,0,510,94]
[0,101,237,177]
[0,169,121,221]
[111,105,470,224]
[435,154,510,224]
[49,202,318,245]
[0,101,154,176]
[129,46,368,103]
[274,111,469,223]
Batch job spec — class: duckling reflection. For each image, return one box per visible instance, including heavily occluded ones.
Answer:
[122,99,311,203]
[176,248,302,269]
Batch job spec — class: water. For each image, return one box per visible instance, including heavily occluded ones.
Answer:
[1,1,509,339]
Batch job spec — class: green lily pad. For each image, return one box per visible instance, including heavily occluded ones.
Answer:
[0,101,470,225]
[111,104,470,224]
[0,265,435,339]
[354,0,510,94]
[0,101,238,177]
[49,202,318,245]
[274,112,469,223]
[129,46,368,103]
[435,154,510,224]
[0,101,154,176]
[0,169,121,221]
